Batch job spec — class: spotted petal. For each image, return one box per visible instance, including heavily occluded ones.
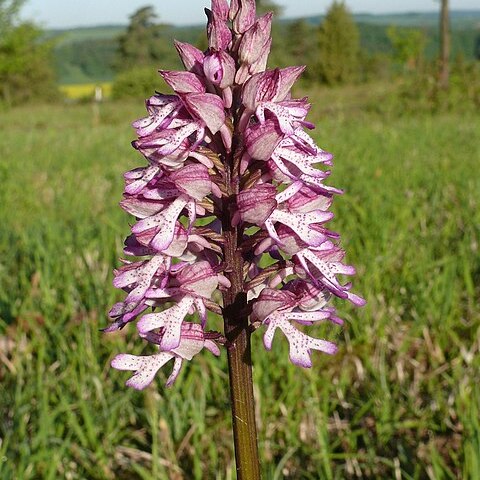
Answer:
[269,210,332,246]
[137,296,195,350]
[132,196,189,252]
[263,315,337,368]
[111,353,175,390]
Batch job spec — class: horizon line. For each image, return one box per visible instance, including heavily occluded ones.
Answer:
[42,8,480,31]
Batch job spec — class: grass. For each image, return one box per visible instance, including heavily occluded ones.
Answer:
[0,89,479,479]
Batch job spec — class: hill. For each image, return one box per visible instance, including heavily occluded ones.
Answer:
[47,10,480,85]
[303,10,480,29]
[44,25,126,45]
[46,10,480,42]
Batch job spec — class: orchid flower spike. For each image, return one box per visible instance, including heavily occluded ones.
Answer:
[107,0,364,393]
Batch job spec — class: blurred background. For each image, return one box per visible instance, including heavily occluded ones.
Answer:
[0,0,479,478]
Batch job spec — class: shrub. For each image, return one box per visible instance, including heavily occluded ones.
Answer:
[111,67,164,100]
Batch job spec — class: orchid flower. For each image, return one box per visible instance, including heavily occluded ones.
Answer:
[106,2,364,477]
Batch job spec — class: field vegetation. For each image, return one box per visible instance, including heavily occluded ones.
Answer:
[2,0,480,478]
[0,82,479,478]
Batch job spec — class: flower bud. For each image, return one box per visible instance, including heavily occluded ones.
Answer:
[205,8,232,51]
[238,13,273,65]
[204,51,236,88]
[174,41,205,75]
[248,37,272,76]
[211,0,229,20]
[229,0,256,34]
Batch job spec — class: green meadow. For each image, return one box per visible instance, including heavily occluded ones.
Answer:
[0,86,479,479]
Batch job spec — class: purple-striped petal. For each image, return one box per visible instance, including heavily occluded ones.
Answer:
[229,0,256,34]
[245,120,283,161]
[182,93,226,135]
[174,41,205,75]
[160,70,206,94]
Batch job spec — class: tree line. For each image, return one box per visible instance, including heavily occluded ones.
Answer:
[0,0,57,105]
[112,1,478,100]
[1,0,479,106]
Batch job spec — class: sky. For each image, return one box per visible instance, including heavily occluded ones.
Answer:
[22,0,480,29]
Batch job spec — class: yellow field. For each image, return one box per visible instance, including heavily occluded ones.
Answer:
[59,82,112,100]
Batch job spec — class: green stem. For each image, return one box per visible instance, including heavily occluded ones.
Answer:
[222,229,261,480]
[221,101,261,477]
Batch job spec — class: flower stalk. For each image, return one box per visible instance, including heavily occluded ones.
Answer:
[223,272,260,479]
[221,106,261,477]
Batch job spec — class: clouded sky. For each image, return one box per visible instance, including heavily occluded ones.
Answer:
[22,0,479,29]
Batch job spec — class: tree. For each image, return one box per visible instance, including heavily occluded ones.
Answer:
[439,0,450,89]
[0,0,57,105]
[113,5,180,98]
[318,1,360,85]
[286,19,317,80]
[111,67,160,99]
[0,0,22,32]
[54,38,118,84]
[256,0,283,17]
[115,6,172,71]
[387,26,426,71]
